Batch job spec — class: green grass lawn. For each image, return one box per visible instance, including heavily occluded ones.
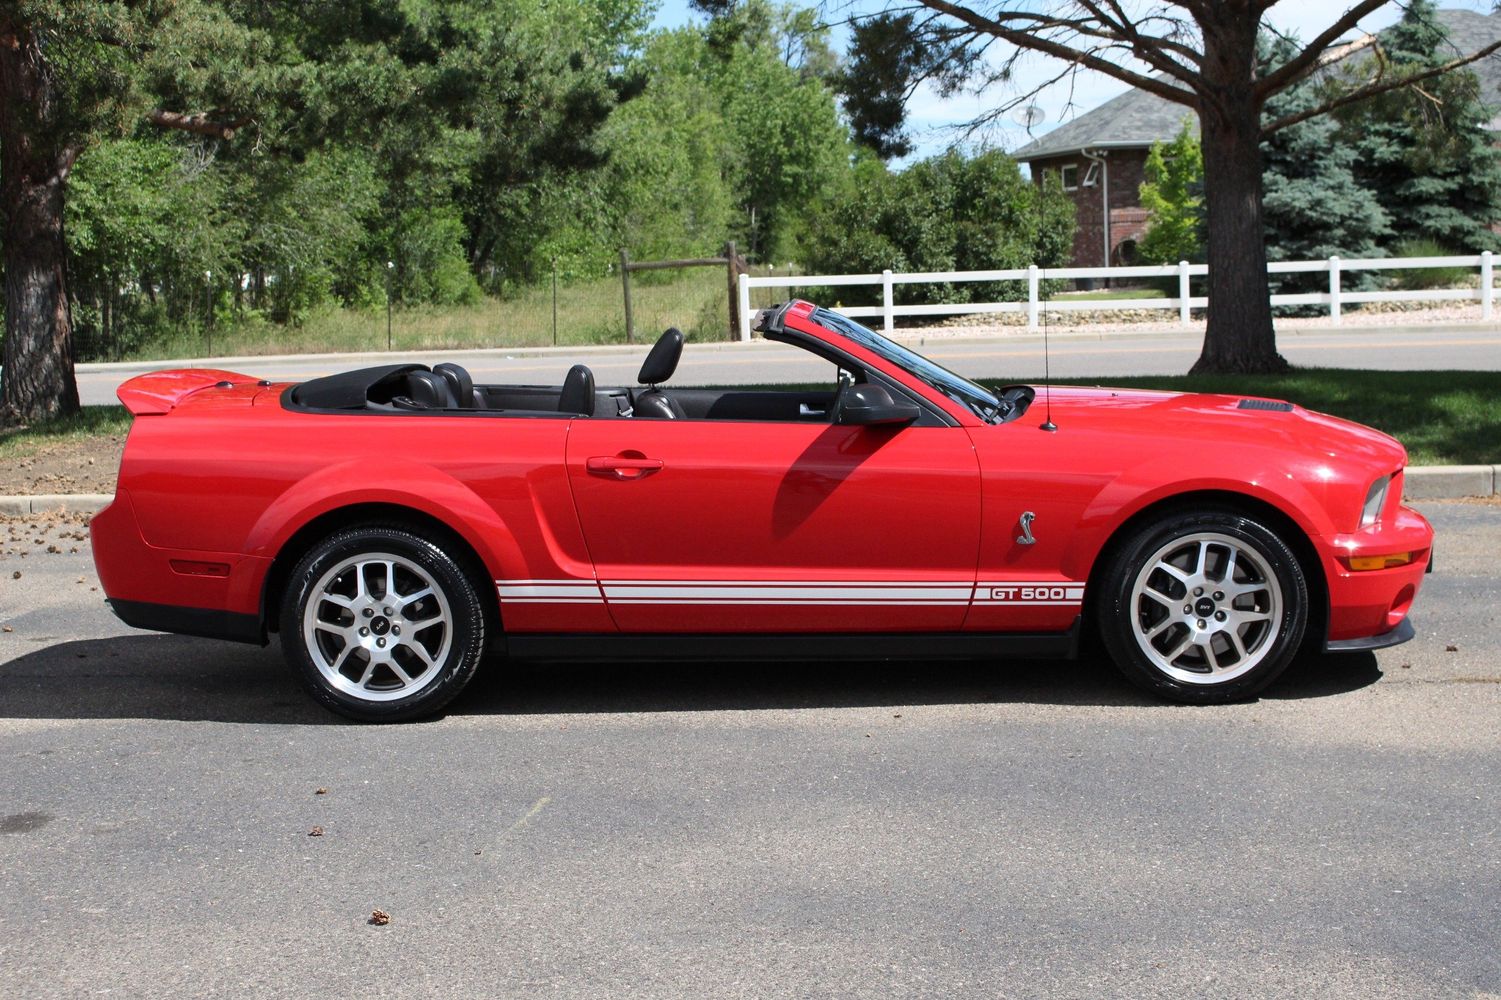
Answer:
[717,369,1500,466]
[1052,286,1168,302]
[1050,370,1499,466]
[0,405,131,459]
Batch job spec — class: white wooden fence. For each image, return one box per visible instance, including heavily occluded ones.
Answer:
[735,252,1497,341]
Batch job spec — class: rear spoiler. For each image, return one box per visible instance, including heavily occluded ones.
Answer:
[116,369,252,416]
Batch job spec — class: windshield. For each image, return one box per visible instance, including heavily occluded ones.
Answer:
[809,307,1005,423]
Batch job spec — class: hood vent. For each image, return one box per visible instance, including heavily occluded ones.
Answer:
[1238,398,1293,412]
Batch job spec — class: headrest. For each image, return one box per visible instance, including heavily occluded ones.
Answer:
[433,363,474,409]
[637,327,684,386]
[559,364,596,415]
[405,370,456,408]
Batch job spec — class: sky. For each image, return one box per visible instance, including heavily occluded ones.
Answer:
[649,0,1497,159]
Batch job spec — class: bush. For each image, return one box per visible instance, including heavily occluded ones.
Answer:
[1390,238,1475,290]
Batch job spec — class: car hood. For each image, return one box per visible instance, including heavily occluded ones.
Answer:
[1024,385,1407,469]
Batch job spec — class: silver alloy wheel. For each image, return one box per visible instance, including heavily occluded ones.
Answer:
[1127,531,1283,685]
[301,551,453,702]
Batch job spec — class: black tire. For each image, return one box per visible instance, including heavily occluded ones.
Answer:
[1096,508,1308,703]
[279,524,487,722]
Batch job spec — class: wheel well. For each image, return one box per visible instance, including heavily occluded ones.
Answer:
[1082,489,1329,648]
[260,503,501,639]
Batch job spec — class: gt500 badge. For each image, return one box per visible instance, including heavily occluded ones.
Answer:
[977,583,1085,604]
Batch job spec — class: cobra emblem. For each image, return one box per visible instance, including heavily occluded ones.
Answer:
[1016,511,1037,546]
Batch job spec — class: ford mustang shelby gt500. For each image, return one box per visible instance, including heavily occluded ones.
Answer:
[91,300,1433,720]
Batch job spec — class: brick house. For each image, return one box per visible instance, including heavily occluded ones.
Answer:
[1013,7,1501,270]
[1012,83,1192,270]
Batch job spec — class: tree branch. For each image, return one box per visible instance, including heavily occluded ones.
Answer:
[1254,0,1391,96]
[147,109,251,141]
[1262,37,1501,134]
[916,0,1201,105]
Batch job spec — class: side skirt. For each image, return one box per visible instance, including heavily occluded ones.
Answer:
[505,619,1080,662]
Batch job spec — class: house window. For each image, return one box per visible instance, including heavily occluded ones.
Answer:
[1081,161,1101,188]
[1060,164,1079,190]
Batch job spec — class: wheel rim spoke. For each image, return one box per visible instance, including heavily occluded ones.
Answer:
[399,587,435,612]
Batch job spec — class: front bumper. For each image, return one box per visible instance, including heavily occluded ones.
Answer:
[1323,504,1433,643]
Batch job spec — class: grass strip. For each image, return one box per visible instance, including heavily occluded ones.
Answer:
[0,406,132,459]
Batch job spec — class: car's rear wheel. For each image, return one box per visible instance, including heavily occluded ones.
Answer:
[280,525,487,721]
[1097,509,1308,703]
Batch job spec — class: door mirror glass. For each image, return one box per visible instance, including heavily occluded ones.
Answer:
[835,383,920,427]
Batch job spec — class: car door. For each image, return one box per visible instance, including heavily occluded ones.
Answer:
[564,415,981,632]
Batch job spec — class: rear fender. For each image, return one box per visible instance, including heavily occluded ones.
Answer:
[243,458,524,583]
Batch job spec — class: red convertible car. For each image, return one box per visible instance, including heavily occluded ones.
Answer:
[91,300,1433,720]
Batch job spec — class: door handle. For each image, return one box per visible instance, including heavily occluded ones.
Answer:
[586,455,664,480]
[798,404,826,417]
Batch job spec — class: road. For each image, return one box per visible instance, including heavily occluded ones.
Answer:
[1,501,1497,998]
[75,322,1501,406]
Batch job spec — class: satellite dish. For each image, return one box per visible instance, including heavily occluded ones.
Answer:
[1012,105,1046,134]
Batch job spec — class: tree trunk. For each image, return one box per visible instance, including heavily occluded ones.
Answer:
[1192,12,1290,375]
[0,23,81,424]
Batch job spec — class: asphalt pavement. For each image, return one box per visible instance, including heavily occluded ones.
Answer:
[75,321,1501,406]
[1,501,1497,998]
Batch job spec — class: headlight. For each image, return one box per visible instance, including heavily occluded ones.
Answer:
[1360,475,1390,528]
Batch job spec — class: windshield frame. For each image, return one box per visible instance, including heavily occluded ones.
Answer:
[806,307,1004,423]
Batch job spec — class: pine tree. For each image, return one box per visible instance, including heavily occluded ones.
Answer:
[1261,38,1391,280]
[1341,0,1501,251]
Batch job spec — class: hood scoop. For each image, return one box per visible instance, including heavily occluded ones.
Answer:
[1237,398,1294,412]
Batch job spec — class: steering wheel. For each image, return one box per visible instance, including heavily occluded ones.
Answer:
[828,371,854,425]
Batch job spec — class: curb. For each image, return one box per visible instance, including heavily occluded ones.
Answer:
[0,494,114,516]
[1,471,1495,516]
[1403,465,1498,500]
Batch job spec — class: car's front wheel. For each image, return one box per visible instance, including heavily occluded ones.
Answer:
[280,525,487,721]
[1097,509,1308,703]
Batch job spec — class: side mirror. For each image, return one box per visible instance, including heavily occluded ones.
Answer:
[836,383,921,427]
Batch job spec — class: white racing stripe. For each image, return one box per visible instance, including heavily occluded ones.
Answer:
[496,578,1085,607]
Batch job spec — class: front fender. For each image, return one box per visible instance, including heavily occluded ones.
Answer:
[1063,452,1337,586]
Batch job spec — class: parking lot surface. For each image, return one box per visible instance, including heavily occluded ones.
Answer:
[1,501,1498,999]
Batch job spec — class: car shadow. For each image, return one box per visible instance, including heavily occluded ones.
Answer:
[0,633,1381,725]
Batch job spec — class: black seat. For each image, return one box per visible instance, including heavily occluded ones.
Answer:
[558,364,595,416]
[633,327,685,419]
[433,363,484,408]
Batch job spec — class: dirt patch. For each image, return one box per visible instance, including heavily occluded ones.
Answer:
[0,435,122,496]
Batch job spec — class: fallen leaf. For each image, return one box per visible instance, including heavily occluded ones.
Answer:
[1446,645,1459,653]
[1,625,12,633]
[368,909,391,926]
[1400,663,1411,669]
[10,571,18,580]
[315,787,328,795]
[892,713,902,719]
[309,826,324,837]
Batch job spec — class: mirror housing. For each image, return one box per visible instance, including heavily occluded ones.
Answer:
[837,383,921,427]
